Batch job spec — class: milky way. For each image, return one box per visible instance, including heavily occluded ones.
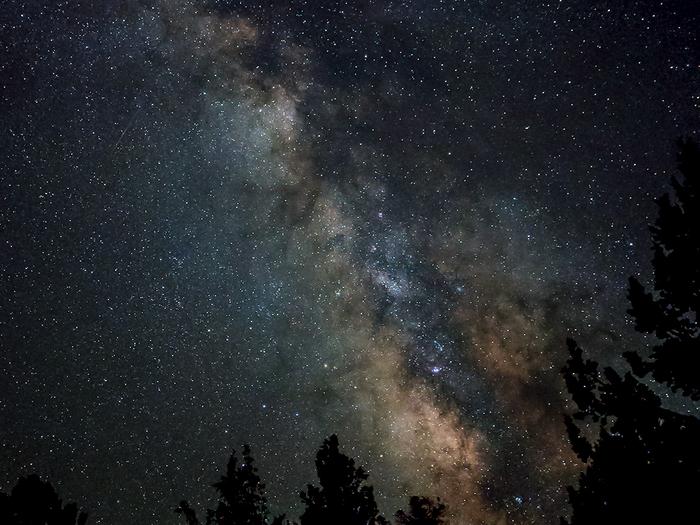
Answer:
[1,1,699,524]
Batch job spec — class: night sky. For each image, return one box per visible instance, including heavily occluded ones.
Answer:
[1,1,699,524]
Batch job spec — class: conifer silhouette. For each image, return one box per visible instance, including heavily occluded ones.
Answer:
[395,496,447,525]
[562,139,700,524]
[0,474,88,525]
[299,434,387,525]
[176,500,201,525]
[625,138,700,400]
[177,445,279,525]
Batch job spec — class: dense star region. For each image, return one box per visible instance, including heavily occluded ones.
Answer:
[1,1,699,524]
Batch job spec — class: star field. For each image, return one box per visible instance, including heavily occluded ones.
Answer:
[1,1,699,524]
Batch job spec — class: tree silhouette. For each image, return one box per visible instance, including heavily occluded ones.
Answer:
[177,445,278,525]
[175,500,201,525]
[0,474,88,525]
[395,496,447,525]
[562,139,700,524]
[626,138,700,400]
[299,434,387,525]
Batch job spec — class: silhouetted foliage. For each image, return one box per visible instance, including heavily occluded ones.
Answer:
[180,436,455,525]
[562,338,700,523]
[176,500,201,525]
[299,434,387,525]
[0,474,88,525]
[626,138,700,400]
[177,445,280,525]
[395,496,447,525]
[562,139,700,524]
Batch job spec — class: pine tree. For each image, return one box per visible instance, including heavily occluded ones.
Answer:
[0,474,88,525]
[626,138,700,400]
[395,496,447,525]
[299,435,387,525]
[176,500,201,525]
[177,445,274,525]
[210,445,269,525]
[562,139,700,524]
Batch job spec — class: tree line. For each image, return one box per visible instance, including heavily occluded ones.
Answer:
[2,139,698,524]
[174,434,446,525]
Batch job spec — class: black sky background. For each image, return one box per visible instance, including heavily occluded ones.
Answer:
[1,1,699,524]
